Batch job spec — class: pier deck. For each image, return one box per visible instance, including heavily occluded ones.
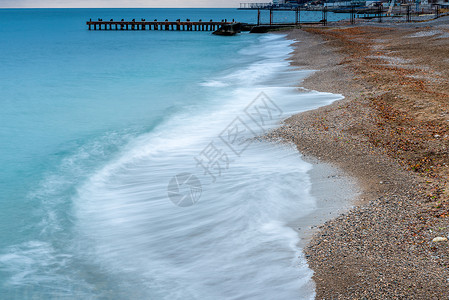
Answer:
[86,20,234,31]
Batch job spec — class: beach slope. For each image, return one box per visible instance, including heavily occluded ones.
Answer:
[270,20,449,298]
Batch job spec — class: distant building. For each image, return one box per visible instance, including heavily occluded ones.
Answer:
[273,0,300,4]
[271,0,305,6]
[395,0,448,7]
[429,0,449,5]
[437,0,449,7]
[325,0,368,6]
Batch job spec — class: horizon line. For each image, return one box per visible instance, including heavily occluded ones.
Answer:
[0,7,239,9]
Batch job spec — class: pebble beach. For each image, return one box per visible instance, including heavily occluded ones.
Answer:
[267,16,449,298]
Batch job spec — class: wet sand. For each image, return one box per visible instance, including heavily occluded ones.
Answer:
[269,17,449,298]
[294,158,359,250]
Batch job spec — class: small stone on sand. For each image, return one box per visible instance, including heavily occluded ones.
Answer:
[432,237,448,243]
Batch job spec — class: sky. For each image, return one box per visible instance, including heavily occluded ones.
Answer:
[0,0,250,8]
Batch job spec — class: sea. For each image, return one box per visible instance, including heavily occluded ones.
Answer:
[0,8,348,300]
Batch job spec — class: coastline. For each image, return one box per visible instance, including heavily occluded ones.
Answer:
[271,19,449,298]
[294,157,359,250]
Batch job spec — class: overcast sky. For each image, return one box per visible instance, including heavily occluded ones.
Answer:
[0,0,249,8]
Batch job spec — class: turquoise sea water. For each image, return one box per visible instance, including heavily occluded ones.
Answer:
[0,8,345,299]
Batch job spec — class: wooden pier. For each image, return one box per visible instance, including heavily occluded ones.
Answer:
[86,19,235,31]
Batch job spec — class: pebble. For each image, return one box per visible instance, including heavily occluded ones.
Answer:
[431,237,448,242]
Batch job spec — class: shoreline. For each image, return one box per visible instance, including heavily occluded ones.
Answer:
[294,157,359,250]
[271,18,449,298]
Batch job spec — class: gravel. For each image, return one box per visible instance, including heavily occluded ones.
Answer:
[265,20,449,298]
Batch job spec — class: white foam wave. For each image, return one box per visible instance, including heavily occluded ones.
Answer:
[68,34,329,299]
[2,33,341,299]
